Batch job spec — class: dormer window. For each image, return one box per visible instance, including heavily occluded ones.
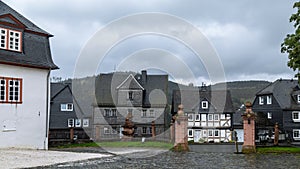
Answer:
[201,101,208,109]
[0,27,21,52]
[267,95,272,105]
[259,96,264,105]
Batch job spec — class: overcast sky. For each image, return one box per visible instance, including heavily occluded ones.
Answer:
[4,0,298,85]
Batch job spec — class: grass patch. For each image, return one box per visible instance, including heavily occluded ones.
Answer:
[96,141,173,149]
[54,141,173,149]
[257,146,300,154]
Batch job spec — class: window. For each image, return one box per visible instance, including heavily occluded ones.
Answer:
[195,114,200,121]
[214,114,219,121]
[104,127,110,134]
[259,96,264,105]
[75,119,81,127]
[214,130,219,137]
[149,110,155,117]
[0,77,22,103]
[293,112,300,122]
[0,27,21,52]
[67,118,74,127]
[208,114,213,121]
[142,127,147,134]
[208,130,213,137]
[128,91,133,100]
[141,109,147,117]
[298,95,300,103]
[0,79,6,101]
[61,103,73,111]
[111,109,117,117]
[293,129,300,140]
[82,119,89,127]
[188,114,194,121]
[104,109,109,117]
[149,127,152,134]
[267,95,272,104]
[267,112,272,119]
[188,129,193,137]
[111,127,118,134]
[202,101,208,109]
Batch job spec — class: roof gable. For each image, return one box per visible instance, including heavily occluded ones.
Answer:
[116,74,144,90]
[0,14,25,29]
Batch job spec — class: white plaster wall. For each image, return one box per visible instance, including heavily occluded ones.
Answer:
[0,64,50,149]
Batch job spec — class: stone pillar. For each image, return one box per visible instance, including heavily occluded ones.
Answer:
[151,121,156,139]
[274,122,279,146]
[173,104,189,151]
[242,102,256,153]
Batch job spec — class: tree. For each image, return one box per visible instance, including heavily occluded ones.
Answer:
[281,1,300,82]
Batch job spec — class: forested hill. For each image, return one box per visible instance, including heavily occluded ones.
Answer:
[212,81,271,110]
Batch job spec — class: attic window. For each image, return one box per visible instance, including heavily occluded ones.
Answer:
[259,96,264,105]
[61,103,73,111]
[297,95,300,103]
[0,27,21,52]
[267,95,272,105]
[201,101,208,109]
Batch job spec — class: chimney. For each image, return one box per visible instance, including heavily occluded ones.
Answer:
[142,70,147,85]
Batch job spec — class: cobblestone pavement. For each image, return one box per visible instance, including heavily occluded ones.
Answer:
[41,148,300,169]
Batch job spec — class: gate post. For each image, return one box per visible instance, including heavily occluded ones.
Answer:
[173,104,189,151]
[242,102,256,153]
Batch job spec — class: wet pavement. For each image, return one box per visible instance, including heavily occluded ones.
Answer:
[40,148,300,169]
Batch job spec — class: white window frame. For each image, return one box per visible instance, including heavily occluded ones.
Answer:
[75,119,81,127]
[111,127,118,134]
[141,109,147,117]
[214,114,219,121]
[8,30,21,52]
[259,96,264,105]
[214,130,219,137]
[208,130,213,137]
[188,114,194,121]
[0,27,22,52]
[104,127,110,134]
[208,114,213,121]
[149,110,155,117]
[61,103,73,111]
[298,95,300,103]
[293,129,300,140]
[111,109,117,116]
[188,129,193,137]
[266,95,272,105]
[82,119,89,127]
[195,114,200,121]
[292,112,300,122]
[202,101,208,109]
[267,112,272,119]
[67,118,74,128]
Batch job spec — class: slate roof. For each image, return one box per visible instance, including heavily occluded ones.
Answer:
[0,1,58,69]
[172,89,234,114]
[95,71,168,107]
[256,79,300,110]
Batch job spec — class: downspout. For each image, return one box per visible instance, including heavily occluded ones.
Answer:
[44,69,50,150]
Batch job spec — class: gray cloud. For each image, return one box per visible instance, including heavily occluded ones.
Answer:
[4,0,298,84]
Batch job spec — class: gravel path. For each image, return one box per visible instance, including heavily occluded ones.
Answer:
[0,148,111,169]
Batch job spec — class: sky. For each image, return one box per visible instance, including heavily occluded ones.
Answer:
[3,0,298,85]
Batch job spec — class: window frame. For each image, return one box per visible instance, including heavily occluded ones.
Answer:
[82,119,89,127]
[201,101,208,109]
[67,118,74,128]
[141,109,147,117]
[0,27,22,52]
[208,114,213,121]
[293,129,300,140]
[267,112,272,119]
[61,103,73,111]
[298,95,300,103]
[292,112,300,122]
[259,96,264,105]
[266,95,272,105]
[0,77,22,104]
[195,114,200,121]
[188,129,193,137]
[188,114,194,121]
[104,127,110,134]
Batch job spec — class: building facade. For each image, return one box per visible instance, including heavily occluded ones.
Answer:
[0,1,57,149]
[93,71,169,141]
[253,79,300,143]
[173,89,234,143]
[49,83,91,145]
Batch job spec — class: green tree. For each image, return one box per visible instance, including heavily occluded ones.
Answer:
[281,1,300,82]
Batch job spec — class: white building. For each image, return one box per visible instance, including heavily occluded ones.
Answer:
[0,1,58,149]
